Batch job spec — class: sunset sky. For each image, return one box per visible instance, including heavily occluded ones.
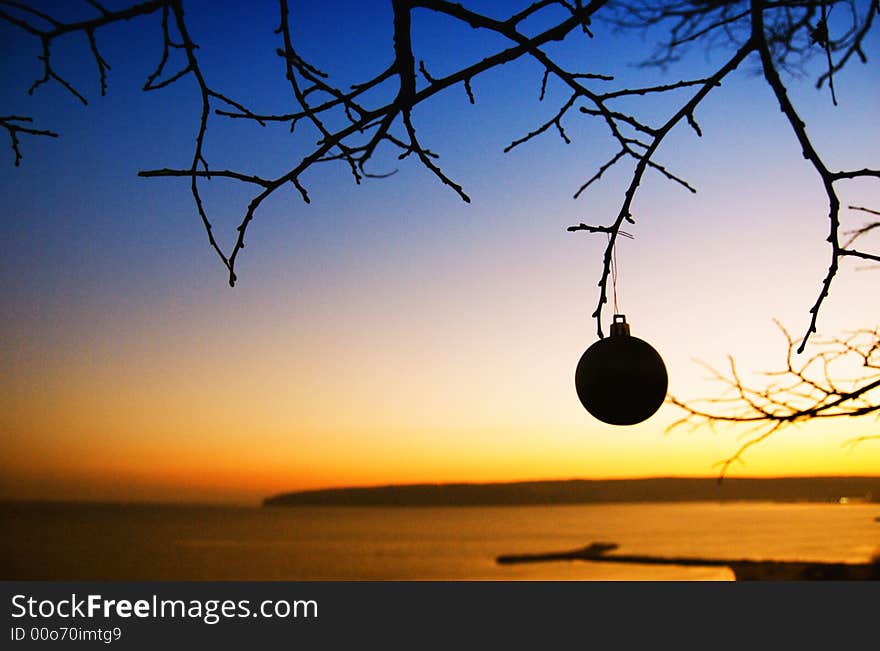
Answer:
[2,1,878,504]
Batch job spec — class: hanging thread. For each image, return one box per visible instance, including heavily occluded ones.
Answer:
[608,233,619,315]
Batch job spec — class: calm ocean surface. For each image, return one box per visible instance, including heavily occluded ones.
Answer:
[2,501,878,580]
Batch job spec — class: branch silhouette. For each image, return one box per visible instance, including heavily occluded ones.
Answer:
[669,322,880,478]
[0,115,57,166]
[2,0,877,345]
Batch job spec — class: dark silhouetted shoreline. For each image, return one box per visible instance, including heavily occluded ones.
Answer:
[263,476,880,507]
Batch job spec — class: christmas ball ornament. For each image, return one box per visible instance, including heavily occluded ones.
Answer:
[575,314,667,425]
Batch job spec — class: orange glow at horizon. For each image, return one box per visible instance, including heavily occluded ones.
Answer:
[4,378,880,503]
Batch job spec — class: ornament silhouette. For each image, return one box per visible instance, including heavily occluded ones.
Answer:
[575,315,667,425]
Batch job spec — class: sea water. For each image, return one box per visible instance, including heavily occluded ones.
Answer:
[1,501,877,580]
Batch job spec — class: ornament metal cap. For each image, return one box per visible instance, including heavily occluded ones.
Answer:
[610,313,630,337]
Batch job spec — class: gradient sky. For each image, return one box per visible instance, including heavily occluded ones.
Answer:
[1,1,878,504]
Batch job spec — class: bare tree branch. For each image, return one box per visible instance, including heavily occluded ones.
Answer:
[669,322,880,478]
[0,115,57,166]
[2,0,876,342]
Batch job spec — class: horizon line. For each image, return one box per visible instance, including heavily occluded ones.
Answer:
[6,473,879,509]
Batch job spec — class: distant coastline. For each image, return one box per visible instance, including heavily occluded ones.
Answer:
[263,476,880,507]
